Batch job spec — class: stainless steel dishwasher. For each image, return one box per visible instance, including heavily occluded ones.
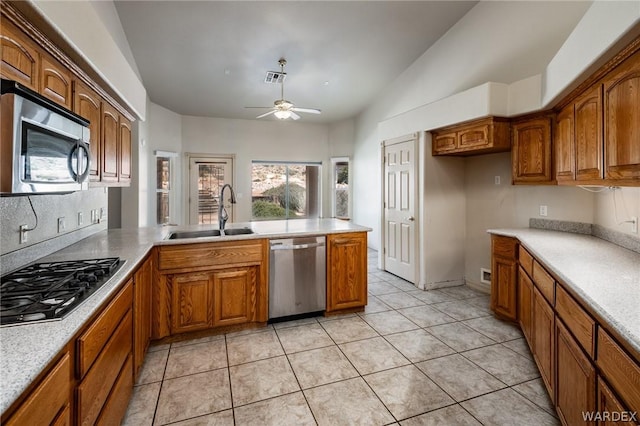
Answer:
[269,236,326,320]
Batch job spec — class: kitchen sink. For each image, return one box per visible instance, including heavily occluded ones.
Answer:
[167,230,222,239]
[166,227,255,239]
[221,227,254,236]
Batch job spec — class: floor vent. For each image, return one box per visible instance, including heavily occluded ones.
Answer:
[480,268,491,284]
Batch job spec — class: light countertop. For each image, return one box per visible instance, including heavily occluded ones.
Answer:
[0,218,370,414]
[488,228,640,357]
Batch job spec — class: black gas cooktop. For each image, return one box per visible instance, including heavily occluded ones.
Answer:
[0,257,123,326]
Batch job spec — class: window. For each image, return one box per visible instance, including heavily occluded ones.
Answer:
[155,151,178,225]
[251,161,321,220]
[331,157,350,219]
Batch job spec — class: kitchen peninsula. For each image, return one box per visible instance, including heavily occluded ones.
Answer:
[0,218,370,423]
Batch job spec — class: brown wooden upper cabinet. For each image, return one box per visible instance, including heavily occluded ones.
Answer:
[0,19,39,90]
[431,117,511,156]
[604,50,640,182]
[512,115,554,184]
[73,80,102,181]
[2,7,134,188]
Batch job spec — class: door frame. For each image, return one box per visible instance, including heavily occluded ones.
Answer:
[380,133,420,285]
[184,153,235,225]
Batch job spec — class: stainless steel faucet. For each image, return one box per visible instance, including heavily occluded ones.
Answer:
[218,184,237,232]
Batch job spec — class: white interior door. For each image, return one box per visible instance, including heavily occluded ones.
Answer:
[189,157,233,225]
[383,135,418,283]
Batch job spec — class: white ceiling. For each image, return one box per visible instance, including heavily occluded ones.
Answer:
[114,1,478,123]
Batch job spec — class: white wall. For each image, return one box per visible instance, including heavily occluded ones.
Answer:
[594,187,640,236]
[352,1,638,290]
[181,116,331,223]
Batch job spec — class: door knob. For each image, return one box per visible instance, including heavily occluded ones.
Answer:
[407,216,415,222]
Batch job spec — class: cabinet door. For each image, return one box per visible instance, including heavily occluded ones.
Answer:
[575,85,604,181]
[603,50,640,181]
[432,131,457,154]
[119,117,132,184]
[39,53,72,109]
[597,377,636,426]
[0,20,39,90]
[512,117,553,183]
[556,320,596,426]
[134,256,153,380]
[102,102,120,182]
[327,232,367,312]
[490,236,517,321]
[533,286,555,402]
[555,103,575,182]
[73,80,102,181]
[458,124,489,150]
[170,272,213,334]
[518,267,533,347]
[5,353,71,426]
[212,267,256,326]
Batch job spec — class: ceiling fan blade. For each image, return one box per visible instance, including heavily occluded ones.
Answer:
[245,106,274,109]
[291,107,321,114]
[290,111,301,120]
[256,110,277,119]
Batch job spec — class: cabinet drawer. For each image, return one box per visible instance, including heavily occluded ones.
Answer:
[492,235,518,260]
[77,310,133,426]
[556,285,595,358]
[76,281,132,378]
[597,328,640,413]
[518,246,534,278]
[6,352,71,426]
[532,260,554,304]
[95,354,133,425]
[158,240,264,271]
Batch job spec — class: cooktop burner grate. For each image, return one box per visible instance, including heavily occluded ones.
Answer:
[0,257,123,326]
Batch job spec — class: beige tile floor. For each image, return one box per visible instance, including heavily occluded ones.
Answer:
[123,250,559,425]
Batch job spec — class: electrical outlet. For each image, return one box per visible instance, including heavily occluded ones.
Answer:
[494,176,501,185]
[78,212,84,226]
[539,205,548,217]
[19,225,28,244]
[58,217,66,233]
[632,216,638,234]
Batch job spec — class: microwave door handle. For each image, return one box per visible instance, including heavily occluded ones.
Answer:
[68,141,90,182]
[75,141,90,182]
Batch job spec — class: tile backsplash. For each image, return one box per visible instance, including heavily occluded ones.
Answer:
[0,188,108,274]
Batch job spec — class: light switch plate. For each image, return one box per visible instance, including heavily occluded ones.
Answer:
[539,205,548,217]
[58,217,66,233]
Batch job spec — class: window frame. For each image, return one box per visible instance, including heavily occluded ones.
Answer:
[331,156,351,220]
[250,160,323,221]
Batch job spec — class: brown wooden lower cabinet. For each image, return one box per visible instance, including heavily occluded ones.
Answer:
[597,377,637,425]
[532,286,555,403]
[4,352,71,426]
[517,266,533,346]
[490,235,518,321]
[134,255,153,380]
[555,319,596,425]
[326,232,367,312]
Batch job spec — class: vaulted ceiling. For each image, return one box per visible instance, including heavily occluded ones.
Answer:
[115,1,478,123]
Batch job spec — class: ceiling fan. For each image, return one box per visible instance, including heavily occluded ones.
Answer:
[246,59,321,120]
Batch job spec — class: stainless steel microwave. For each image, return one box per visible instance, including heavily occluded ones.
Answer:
[1,79,91,194]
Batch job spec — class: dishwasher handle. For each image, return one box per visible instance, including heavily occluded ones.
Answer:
[270,241,325,251]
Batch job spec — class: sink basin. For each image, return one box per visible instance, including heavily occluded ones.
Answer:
[221,227,255,236]
[166,227,255,239]
[167,230,222,239]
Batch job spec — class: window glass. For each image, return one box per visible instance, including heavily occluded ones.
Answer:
[334,161,349,219]
[251,162,321,220]
[156,157,171,224]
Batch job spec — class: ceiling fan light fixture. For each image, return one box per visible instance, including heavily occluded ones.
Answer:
[274,110,292,120]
